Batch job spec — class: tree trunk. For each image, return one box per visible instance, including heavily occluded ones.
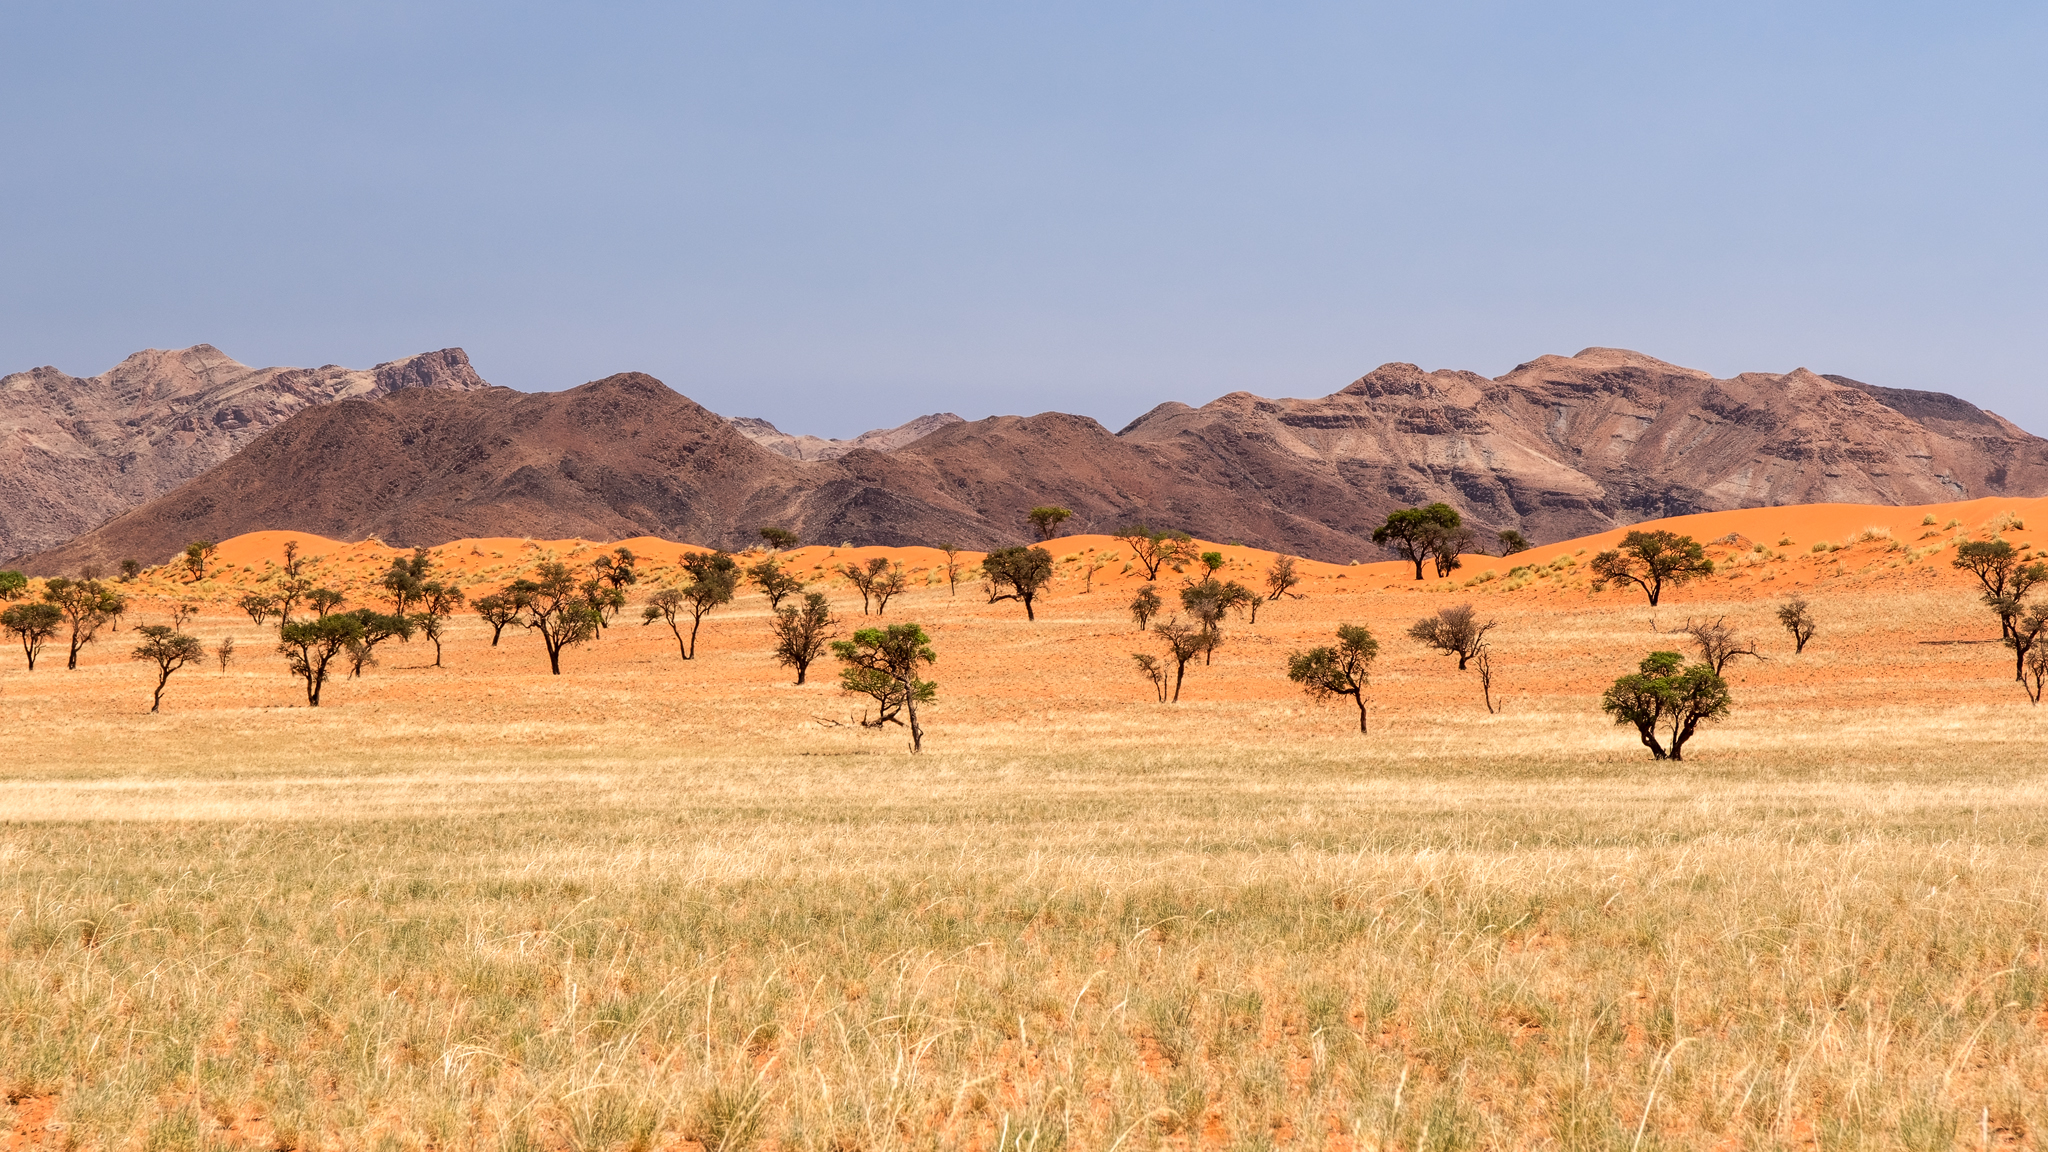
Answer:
[547,640,562,675]
[1352,690,1368,733]
[151,670,170,713]
[904,679,923,752]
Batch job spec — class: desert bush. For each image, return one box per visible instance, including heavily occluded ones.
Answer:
[592,546,638,591]
[1600,651,1731,760]
[770,591,837,684]
[215,635,235,672]
[1180,577,1255,655]
[1132,653,1169,702]
[832,624,937,750]
[1408,603,1497,670]
[983,547,1054,620]
[580,576,627,627]
[1027,506,1072,540]
[1777,597,1818,653]
[130,626,204,713]
[1681,615,1764,674]
[1591,530,1714,606]
[1286,624,1380,732]
[380,547,433,613]
[307,588,346,617]
[1,602,61,670]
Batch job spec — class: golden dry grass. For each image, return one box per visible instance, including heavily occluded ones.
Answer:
[4,505,2048,1150]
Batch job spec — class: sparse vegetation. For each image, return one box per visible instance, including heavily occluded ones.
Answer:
[1264,554,1301,601]
[1115,524,1192,580]
[1027,506,1072,540]
[1681,614,1765,674]
[831,623,937,750]
[982,546,1054,620]
[181,539,219,581]
[769,591,837,684]
[1777,596,1818,653]
[129,625,204,712]
[1591,529,1715,606]
[1600,650,1732,760]
[747,556,805,608]
[1129,584,1161,630]
[1286,623,1379,731]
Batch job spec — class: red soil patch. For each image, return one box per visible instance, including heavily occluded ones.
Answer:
[2,1098,59,1152]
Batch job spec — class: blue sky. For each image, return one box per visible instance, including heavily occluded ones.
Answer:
[3,2,2043,436]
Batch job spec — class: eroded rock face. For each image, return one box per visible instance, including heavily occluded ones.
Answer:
[729,412,965,461]
[0,346,490,560]
[22,346,2048,571]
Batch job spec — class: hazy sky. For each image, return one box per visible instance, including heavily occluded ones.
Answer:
[4,2,2043,436]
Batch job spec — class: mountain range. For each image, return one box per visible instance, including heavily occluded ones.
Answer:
[14,344,2048,573]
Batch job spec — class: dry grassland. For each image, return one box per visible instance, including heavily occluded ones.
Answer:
[4,504,2048,1150]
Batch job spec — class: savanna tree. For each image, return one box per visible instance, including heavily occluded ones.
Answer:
[983,546,1054,620]
[237,593,280,626]
[1496,529,1532,556]
[1150,616,1214,702]
[748,557,806,608]
[1130,585,1162,630]
[1180,577,1254,660]
[119,559,141,582]
[411,581,466,667]
[1776,597,1818,653]
[473,592,521,646]
[2025,644,2048,706]
[840,557,897,615]
[1600,651,1731,760]
[1681,616,1764,675]
[342,610,413,678]
[1264,555,1301,602]
[1372,504,1463,581]
[0,571,26,600]
[43,577,125,670]
[2,602,62,670]
[307,588,346,617]
[771,591,837,684]
[1028,506,1072,540]
[868,562,908,615]
[1952,540,2048,643]
[592,547,638,591]
[832,623,938,751]
[642,551,739,659]
[1591,530,1715,606]
[2006,603,2048,689]
[580,577,627,629]
[278,613,365,706]
[1408,603,1498,670]
[1115,525,1193,581]
[1287,624,1380,732]
[381,547,433,613]
[216,636,235,672]
[759,526,801,551]
[131,625,204,713]
[182,540,219,582]
[938,544,964,597]
[510,562,602,674]
[1133,653,1169,702]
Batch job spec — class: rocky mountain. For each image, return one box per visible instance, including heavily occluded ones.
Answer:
[0,344,489,559]
[22,348,2048,573]
[730,412,964,461]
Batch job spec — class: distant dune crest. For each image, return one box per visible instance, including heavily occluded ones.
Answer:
[13,345,2048,573]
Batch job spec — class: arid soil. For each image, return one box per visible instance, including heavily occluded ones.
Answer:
[0,345,489,560]
[3,497,2047,1149]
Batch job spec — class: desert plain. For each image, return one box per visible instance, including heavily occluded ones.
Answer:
[4,498,2048,1150]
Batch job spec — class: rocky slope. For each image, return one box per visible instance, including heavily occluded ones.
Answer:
[0,345,489,560]
[23,348,2048,572]
[730,412,964,460]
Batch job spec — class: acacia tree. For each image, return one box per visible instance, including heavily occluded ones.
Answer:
[2006,603,2048,688]
[510,562,602,674]
[983,546,1054,620]
[748,557,806,608]
[1372,504,1463,581]
[642,551,739,659]
[237,593,280,625]
[869,562,908,614]
[2,603,61,670]
[581,577,627,629]
[840,557,897,614]
[131,625,204,713]
[182,540,219,582]
[1151,616,1213,702]
[473,592,520,645]
[0,571,26,599]
[1115,525,1193,581]
[1180,577,1254,661]
[2025,644,2048,706]
[307,588,346,617]
[278,613,365,706]
[43,577,125,670]
[411,581,466,667]
[1265,555,1301,602]
[342,609,413,678]
[1600,651,1732,760]
[381,547,433,613]
[1777,597,1818,653]
[759,527,801,551]
[1133,653,1169,702]
[1591,530,1715,606]
[1122,586,1158,631]
[1497,530,1532,556]
[1028,506,1072,540]
[1408,603,1498,670]
[272,540,313,623]
[771,591,836,684]
[1952,540,2048,643]
[832,623,938,751]
[1681,616,1764,675]
[938,544,964,597]
[1287,624,1380,732]
[592,547,638,592]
